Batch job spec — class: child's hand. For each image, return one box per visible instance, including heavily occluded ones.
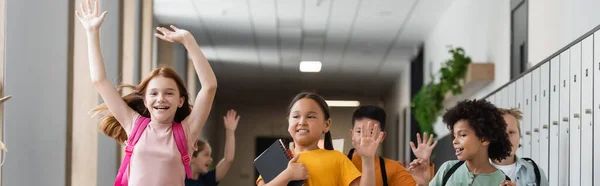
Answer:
[410,132,438,161]
[408,158,431,185]
[284,154,308,181]
[75,0,108,32]
[353,121,384,159]
[223,109,240,131]
[500,180,516,186]
[155,25,192,44]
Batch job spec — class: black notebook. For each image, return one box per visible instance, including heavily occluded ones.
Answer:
[254,139,305,186]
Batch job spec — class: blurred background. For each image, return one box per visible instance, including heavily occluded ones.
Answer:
[1,0,600,185]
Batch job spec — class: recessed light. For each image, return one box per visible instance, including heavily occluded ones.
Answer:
[326,100,360,107]
[299,61,322,72]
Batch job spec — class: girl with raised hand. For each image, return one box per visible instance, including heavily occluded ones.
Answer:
[76,0,217,185]
[257,92,383,186]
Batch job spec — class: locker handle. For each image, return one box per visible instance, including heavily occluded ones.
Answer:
[525,131,531,135]
[533,128,539,132]
[563,117,569,122]
[574,113,580,118]
[543,124,549,129]
[585,109,592,114]
[553,121,559,125]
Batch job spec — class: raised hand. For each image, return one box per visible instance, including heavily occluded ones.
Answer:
[223,109,240,131]
[410,132,438,160]
[75,0,108,32]
[284,154,308,181]
[155,25,192,44]
[353,121,384,159]
[408,158,431,185]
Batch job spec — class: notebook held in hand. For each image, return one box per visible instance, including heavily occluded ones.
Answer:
[254,139,305,186]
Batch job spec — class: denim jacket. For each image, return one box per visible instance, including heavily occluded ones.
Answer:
[492,156,549,186]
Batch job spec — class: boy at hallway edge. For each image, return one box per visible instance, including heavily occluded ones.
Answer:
[490,108,549,186]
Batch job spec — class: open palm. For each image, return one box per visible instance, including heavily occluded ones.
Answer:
[75,0,107,31]
[223,109,240,131]
[353,122,384,159]
[410,132,438,160]
[155,25,191,44]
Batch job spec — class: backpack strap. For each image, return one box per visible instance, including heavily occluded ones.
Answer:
[114,116,151,186]
[521,158,540,186]
[172,121,192,179]
[347,148,388,186]
[442,161,464,186]
[347,148,355,159]
[379,156,388,186]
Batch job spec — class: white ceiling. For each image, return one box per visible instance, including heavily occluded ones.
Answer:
[154,0,454,97]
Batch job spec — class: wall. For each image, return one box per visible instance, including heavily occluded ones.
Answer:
[424,0,511,138]
[529,0,600,65]
[208,92,381,186]
[3,0,70,185]
[0,0,6,184]
[383,64,411,165]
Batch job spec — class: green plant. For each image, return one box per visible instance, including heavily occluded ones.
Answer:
[411,46,472,136]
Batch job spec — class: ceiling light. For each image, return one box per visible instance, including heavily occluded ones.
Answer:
[326,100,360,107]
[299,61,322,72]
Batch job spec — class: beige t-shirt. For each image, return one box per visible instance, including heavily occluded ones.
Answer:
[124,113,196,186]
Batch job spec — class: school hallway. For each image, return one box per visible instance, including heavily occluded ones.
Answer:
[0,0,598,185]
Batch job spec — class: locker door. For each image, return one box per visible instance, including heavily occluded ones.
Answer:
[593,31,600,185]
[503,85,509,108]
[540,62,550,179]
[569,43,582,186]
[559,49,571,186]
[496,90,502,107]
[509,82,515,109]
[531,68,540,163]
[549,56,561,186]
[515,78,524,157]
[523,73,532,158]
[580,35,594,186]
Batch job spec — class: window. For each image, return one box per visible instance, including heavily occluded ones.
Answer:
[511,0,529,79]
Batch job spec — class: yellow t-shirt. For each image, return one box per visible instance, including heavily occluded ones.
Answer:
[256,149,361,186]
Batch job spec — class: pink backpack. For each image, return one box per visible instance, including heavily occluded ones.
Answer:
[114,116,192,186]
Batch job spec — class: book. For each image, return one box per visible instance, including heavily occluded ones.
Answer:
[254,139,305,186]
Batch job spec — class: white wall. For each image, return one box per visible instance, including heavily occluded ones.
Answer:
[3,0,69,185]
[529,0,600,65]
[424,0,511,138]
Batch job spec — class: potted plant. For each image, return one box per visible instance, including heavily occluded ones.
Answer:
[411,46,472,136]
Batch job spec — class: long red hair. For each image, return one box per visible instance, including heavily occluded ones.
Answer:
[91,67,191,144]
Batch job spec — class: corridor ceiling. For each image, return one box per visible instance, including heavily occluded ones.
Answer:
[154,0,454,97]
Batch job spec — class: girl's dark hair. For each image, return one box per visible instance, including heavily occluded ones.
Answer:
[442,99,511,161]
[287,92,333,150]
